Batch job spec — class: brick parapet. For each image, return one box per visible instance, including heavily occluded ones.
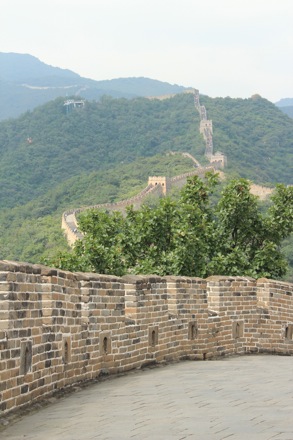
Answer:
[255,278,293,354]
[0,260,292,415]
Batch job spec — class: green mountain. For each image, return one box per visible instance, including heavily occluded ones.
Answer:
[200,94,293,185]
[0,53,186,120]
[1,92,292,210]
[0,91,292,278]
[0,93,205,209]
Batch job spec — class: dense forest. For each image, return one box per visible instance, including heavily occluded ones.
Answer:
[0,91,292,280]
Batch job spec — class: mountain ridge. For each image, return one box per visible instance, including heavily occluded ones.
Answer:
[1,52,292,121]
[0,52,79,83]
[0,52,186,120]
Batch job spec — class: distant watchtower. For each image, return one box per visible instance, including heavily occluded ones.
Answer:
[148,176,169,195]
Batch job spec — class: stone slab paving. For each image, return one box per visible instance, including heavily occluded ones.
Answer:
[1,355,293,440]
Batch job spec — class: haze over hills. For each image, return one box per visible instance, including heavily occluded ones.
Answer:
[0,52,79,82]
[275,98,293,107]
[274,98,293,119]
[1,52,292,121]
[0,53,186,120]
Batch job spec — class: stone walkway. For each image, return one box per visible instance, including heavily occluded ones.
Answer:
[1,355,293,440]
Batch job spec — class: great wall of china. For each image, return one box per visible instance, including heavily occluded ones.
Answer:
[61,89,272,245]
[0,260,292,416]
[1,90,286,419]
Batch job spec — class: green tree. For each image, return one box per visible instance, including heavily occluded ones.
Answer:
[52,210,127,276]
[208,179,292,278]
[47,175,293,279]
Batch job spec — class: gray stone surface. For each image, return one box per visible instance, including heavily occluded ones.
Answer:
[1,355,293,439]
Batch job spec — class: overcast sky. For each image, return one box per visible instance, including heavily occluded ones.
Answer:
[1,0,292,102]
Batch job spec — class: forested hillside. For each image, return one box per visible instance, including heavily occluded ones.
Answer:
[0,94,205,209]
[200,94,293,185]
[0,92,292,211]
[0,91,292,279]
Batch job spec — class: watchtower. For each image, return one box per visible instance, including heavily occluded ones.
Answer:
[210,152,227,168]
[148,176,169,195]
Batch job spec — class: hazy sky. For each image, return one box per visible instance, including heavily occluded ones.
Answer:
[1,0,292,102]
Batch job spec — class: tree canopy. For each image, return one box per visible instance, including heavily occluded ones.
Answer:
[47,174,293,279]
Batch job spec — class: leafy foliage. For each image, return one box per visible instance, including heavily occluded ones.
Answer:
[47,175,293,280]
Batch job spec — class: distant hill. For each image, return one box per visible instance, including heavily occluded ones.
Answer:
[0,53,186,120]
[275,98,293,107]
[274,98,293,119]
[0,52,79,83]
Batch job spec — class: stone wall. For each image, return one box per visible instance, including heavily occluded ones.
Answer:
[194,89,227,168]
[0,260,292,415]
[250,184,274,200]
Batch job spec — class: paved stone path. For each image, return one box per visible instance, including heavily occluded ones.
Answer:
[1,355,293,440]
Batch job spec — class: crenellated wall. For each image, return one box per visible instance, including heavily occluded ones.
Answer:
[0,260,292,416]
